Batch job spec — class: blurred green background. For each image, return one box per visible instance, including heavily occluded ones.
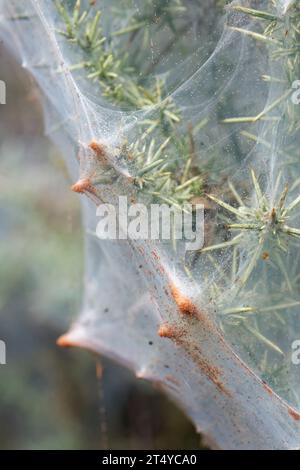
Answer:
[0,43,203,450]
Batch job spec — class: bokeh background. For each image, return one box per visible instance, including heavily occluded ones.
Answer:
[0,42,204,450]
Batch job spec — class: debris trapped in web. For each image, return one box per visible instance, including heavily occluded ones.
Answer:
[1,0,300,449]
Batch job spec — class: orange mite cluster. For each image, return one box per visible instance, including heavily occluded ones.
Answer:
[158,324,176,338]
[71,178,96,194]
[158,324,185,339]
[170,284,198,317]
[71,139,110,195]
[288,407,300,422]
[88,139,110,167]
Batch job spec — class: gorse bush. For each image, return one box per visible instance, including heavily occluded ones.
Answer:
[1,0,300,449]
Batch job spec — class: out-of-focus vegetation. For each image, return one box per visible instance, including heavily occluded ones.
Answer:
[0,45,202,450]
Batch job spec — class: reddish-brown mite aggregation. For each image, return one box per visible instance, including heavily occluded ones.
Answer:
[56,334,72,348]
[71,178,96,195]
[158,324,185,339]
[170,283,198,317]
[169,282,217,333]
[158,324,176,338]
[88,140,110,167]
[288,407,300,421]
